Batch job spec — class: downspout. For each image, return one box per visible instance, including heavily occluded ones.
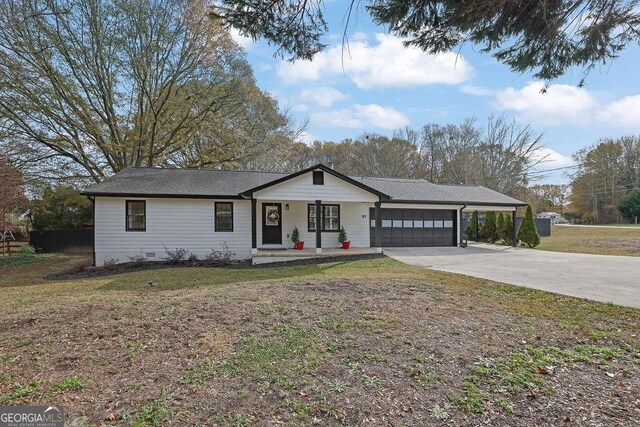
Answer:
[86,196,96,266]
[460,204,466,246]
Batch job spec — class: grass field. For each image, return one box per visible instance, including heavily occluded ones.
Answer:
[537,225,640,256]
[1,255,639,426]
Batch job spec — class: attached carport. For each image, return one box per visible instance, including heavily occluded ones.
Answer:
[461,204,523,247]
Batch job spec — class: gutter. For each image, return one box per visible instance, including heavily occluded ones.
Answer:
[387,199,527,207]
[80,192,244,200]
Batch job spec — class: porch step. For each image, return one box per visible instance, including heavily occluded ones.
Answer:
[254,250,318,258]
[251,247,378,265]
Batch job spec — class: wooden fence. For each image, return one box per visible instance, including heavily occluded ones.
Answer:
[0,240,29,257]
[29,230,93,253]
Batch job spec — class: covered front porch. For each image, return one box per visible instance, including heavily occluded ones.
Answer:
[249,198,378,255]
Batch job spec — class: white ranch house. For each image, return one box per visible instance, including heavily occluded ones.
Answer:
[82,164,526,266]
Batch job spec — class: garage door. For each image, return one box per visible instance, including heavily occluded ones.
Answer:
[370,208,456,247]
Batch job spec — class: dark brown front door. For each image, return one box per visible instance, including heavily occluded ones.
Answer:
[262,203,282,244]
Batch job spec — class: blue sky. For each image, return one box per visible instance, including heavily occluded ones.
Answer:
[232,5,640,183]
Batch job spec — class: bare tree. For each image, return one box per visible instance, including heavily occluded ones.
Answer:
[0,0,293,182]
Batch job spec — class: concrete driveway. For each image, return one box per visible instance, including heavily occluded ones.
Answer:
[385,244,640,309]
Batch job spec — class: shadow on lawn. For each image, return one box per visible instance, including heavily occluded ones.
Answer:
[96,263,333,292]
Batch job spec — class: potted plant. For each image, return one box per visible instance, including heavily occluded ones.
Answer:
[338,226,350,249]
[291,226,304,250]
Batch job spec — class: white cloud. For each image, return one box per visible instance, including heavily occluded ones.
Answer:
[310,104,409,129]
[300,86,348,107]
[460,85,493,97]
[597,94,640,130]
[532,147,574,169]
[228,27,254,49]
[277,33,472,88]
[493,81,597,125]
[296,132,318,145]
[492,81,640,130]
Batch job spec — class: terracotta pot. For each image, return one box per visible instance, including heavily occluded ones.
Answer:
[294,241,305,250]
[341,241,350,249]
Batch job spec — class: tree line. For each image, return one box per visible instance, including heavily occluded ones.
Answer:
[569,136,640,223]
[280,116,545,200]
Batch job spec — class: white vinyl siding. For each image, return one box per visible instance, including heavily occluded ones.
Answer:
[94,197,251,266]
[254,169,378,202]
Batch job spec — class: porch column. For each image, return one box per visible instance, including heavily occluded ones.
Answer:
[315,199,322,254]
[456,208,461,247]
[251,198,257,255]
[512,209,517,247]
[374,201,382,253]
[474,210,479,242]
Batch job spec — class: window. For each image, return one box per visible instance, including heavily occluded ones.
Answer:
[126,200,146,231]
[313,170,324,185]
[308,204,340,232]
[215,202,233,232]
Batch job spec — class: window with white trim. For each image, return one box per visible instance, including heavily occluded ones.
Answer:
[308,204,340,232]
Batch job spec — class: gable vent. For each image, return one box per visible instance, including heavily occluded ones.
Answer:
[313,171,324,185]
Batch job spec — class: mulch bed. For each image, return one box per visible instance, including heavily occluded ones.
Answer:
[48,253,386,280]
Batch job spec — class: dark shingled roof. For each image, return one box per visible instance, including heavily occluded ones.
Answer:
[82,166,525,206]
[82,167,288,198]
[355,177,525,206]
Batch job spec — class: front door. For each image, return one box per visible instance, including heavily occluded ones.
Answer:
[262,203,282,244]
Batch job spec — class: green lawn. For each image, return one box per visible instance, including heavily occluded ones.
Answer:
[0,254,48,268]
[537,224,640,256]
[0,255,638,426]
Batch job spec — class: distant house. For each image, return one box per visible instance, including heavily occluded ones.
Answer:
[82,164,525,266]
[537,212,566,224]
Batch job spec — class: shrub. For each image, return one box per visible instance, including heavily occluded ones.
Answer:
[103,257,119,270]
[291,226,300,243]
[187,252,199,264]
[19,245,36,256]
[163,245,187,264]
[128,251,147,266]
[496,213,505,241]
[480,211,498,242]
[517,205,540,248]
[338,226,348,243]
[204,242,235,266]
[502,213,514,245]
[67,258,93,274]
[464,211,479,240]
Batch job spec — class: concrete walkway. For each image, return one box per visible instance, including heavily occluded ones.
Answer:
[385,244,640,309]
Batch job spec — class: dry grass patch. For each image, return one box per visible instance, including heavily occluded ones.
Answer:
[538,225,640,256]
[0,255,638,425]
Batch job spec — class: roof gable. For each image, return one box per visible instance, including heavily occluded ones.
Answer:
[240,164,389,199]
